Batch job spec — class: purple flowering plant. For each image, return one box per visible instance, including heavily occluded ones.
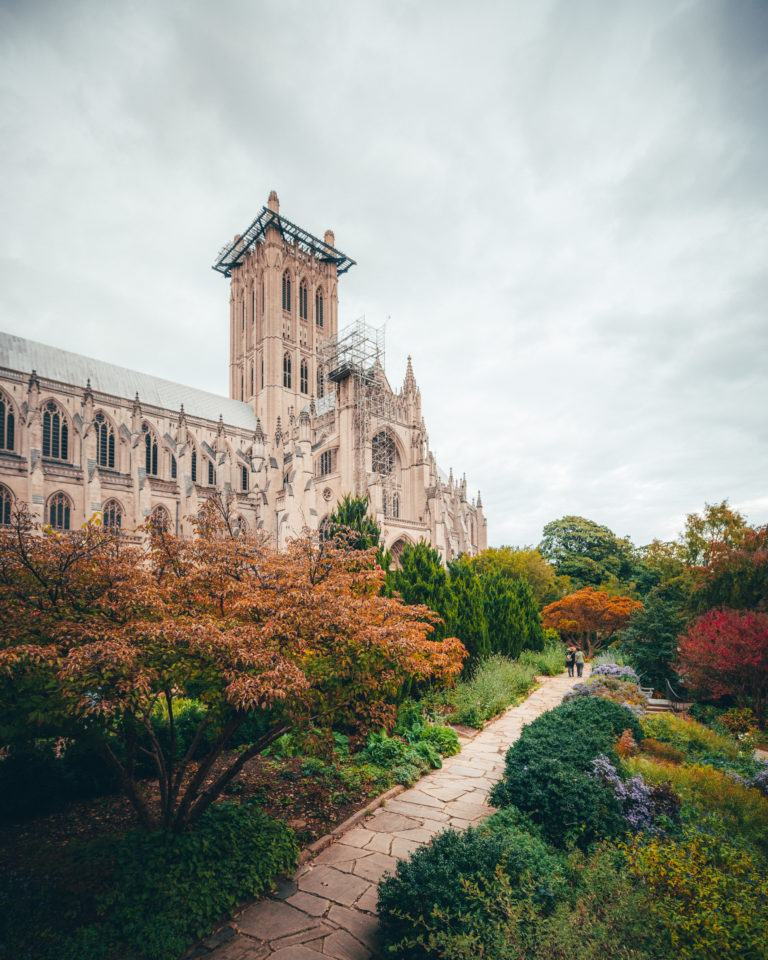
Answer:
[591,663,640,682]
[590,753,655,831]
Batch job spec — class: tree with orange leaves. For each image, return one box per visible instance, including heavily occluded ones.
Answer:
[0,497,466,831]
[542,587,642,657]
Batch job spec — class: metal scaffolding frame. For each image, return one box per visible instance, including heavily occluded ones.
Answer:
[321,317,399,508]
[212,207,356,277]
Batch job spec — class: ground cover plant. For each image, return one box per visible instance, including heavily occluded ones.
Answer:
[378,673,768,959]
[430,654,539,728]
[0,803,298,960]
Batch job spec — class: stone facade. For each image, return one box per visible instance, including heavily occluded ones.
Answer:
[0,192,486,561]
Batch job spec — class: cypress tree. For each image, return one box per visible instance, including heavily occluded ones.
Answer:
[447,555,489,661]
[386,541,457,641]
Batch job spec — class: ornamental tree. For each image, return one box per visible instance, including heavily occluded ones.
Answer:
[677,608,768,719]
[692,524,768,613]
[0,500,466,832]
[542,587,643,656]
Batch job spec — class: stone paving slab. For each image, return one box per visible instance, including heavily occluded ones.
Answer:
[204,670,584,959]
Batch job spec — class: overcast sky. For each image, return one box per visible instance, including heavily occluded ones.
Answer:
[1,0,766,548]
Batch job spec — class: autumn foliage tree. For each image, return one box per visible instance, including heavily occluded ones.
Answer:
[542,587,642,656]
[677,608,768,720]
[0,500,466,832]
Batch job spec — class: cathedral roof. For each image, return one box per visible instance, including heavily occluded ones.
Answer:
[0,331,259,430]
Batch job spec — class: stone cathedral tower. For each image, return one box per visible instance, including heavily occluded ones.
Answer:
[220,190,355,438]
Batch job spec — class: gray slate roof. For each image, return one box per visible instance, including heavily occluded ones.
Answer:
[0,331,259,431]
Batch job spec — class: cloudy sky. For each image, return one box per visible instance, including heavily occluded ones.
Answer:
[1,0,766,548]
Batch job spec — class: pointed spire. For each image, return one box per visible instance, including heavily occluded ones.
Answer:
[217,413,225,436]
[404,355,417,393]
[476,490,483,509]
[253,418,265,444]
[177,403,186,427]
[275,416,283,447]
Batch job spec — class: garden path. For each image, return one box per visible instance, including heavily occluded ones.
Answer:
[199,669,586,960]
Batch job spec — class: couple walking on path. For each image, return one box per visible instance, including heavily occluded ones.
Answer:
[566,646,584,678]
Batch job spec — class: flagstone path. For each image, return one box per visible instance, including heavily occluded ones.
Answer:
[199,669,584,960]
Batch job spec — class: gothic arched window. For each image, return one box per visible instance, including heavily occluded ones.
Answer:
[371,431,396,475]
[171,455,177,479]
[250,365,254,396]
[94,413,115,469]
[102,499,122,529]
[282,271,291,311]
[0,391,15,452]
[241,465,248,491]
[317,366,325,399]
[191,449,198,483]
[150,504,170,533]
[236,515,248,536]
[283,353,292,389]
[299,279,308,319]
[300,359,308,394]
[48,491,71,530]
[0,484,12,525]
[43,401,69,461]
[392,493,400,519]
[315,289,323,327]
[142,424,159,476]
[207,459,215,486]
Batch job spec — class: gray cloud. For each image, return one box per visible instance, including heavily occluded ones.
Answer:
[1,0,766,548]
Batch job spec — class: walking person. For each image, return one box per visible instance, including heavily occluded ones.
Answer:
[575,648,585,678]
[566,646,576,677]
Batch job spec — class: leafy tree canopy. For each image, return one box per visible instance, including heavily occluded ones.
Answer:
[620,579,693,691]
[692,524,768,613]
[677,499,748,568]
[538,516,636,590]
[542,587,642,657]
[0,498,466,832]
[472,546,565,606]
[677,608,768,719]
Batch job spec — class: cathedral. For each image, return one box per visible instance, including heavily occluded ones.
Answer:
[0,192,486,562]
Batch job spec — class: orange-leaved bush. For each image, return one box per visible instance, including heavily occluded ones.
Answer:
[541,587,642,656]
[0,497,466,830]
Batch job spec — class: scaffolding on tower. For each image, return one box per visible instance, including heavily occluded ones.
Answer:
[321,317,399,512]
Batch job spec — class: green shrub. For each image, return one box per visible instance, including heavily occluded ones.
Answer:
[489,698,643,848]
[445,655,537,728]
[491,756,624,849]
[625,817,768,960]
[628,758,768,858]
[642,714,739,761]
[497,697,644,777]
[1,803,298,960]
[377,809,564,960]
[519,641,565,677]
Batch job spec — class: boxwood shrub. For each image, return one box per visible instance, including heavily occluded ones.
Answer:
[377,808,564,959]
[489,698,644,848]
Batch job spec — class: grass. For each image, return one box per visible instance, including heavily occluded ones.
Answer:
[519,641,566,676]
[440,655,538,728]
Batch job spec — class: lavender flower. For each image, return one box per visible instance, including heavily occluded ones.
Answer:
[591,663,640,682]
[590,753,654,831]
